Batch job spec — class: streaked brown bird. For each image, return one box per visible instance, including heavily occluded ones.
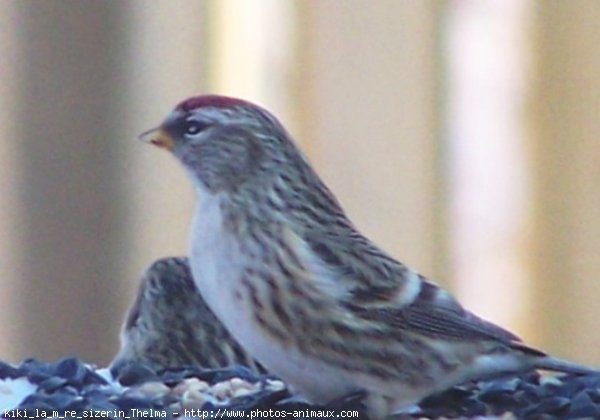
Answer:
[111,257,263,374]
[140,95,597,419]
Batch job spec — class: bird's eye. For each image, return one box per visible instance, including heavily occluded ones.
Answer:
[184,121,207,136]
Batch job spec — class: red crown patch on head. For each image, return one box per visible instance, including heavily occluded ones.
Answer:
[175,95,255,112]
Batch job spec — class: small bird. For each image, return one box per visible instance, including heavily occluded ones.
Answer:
[140,95,597,418]
[110,257,263,374]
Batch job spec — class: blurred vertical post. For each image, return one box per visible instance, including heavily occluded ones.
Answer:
[445,1,532,334]
[296,1,446,279]
[121,1,207,310]
[8,2,130,363]
[529,1,600,364]
[207,0,298,137]
[0,2,20,361]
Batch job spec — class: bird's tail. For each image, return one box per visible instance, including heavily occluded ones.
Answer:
[510,341,598,375]
[532,356,599,375]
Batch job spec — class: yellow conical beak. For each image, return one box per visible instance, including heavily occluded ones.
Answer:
[138,127,174,151]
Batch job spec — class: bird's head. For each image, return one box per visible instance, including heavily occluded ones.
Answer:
[139,95,296,193]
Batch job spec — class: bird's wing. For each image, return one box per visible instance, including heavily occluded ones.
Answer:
[350,302,521,344]
[302,230,535,350]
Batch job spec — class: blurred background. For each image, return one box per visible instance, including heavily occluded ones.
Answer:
[1,0,599,367]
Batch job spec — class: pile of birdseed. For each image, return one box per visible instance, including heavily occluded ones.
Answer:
[1,357,599,419]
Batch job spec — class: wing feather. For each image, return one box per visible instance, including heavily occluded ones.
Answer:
[302,230,528,350]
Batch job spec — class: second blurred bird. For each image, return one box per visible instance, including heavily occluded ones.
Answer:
[110,257,264,374]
